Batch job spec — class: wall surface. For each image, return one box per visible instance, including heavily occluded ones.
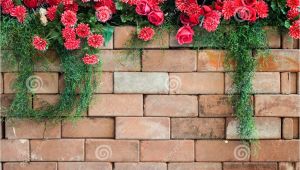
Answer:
[0,26,300,170]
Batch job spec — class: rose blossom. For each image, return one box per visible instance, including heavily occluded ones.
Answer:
[32,36,47,51]
[82,54,99,65]
[75,23,90,38]
[96,6,112,23]
[87,34,104,48]
[61,10,77,27]
[23,0,38,8]
[240,0,257,7]
[135,0,151,15]
[176,25,194,45]
[47,0,60,6]
[138,27,155,41]
[235,6,256,22]
[147,9,164,26]
[179,13,199,26]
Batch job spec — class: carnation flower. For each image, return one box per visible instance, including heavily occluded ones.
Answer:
[175,0,197,12]
[120,0,137,6]
[96,6,112,23]
[46,6,57,21]
[64,3,78,12]
[222,0,236,20]
[95,0,116,14]
[138,27,155,41]
[62,27,76,40]
[185,3,202,18]
[75,23,90,38]
[82,54,99,65]
[61,10,77,27]
[47,0,60,6]
[255,0,268,18]
[289,20,300,39]
[214,0,224,11]
[32,36,47,51]
[203,11,221,32]
[62,0,73,5]
[87,34,104,48]
[10,5,27,23]
[287,8,299,20]
[1,0,14,14]
[287,0,300,8]
[64,38,80,50]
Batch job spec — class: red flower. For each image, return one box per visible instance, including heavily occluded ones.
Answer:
[95,6,112,23]
[135,0,151,15]
[64,38,80,50]
[121,0,137,6]
[138,27,155,41]
[87,34,104,48]
[46,6,57,21]
[235,6,257,22]
[10,5,27,23]
[75,23,90,38]
[179,13,199,26]
[255,0,268,18]
[176,25,194,45]
[203,11,221,32]
[1,0,14,14]
[82,54,99,65]
[287,8,299,20]
[47,0,61,6]
[147,9,164,26]
[175,0,197,12]
[61,10,77,27]
[95,0,116,14]
[32,36,47,51]
[185,3,202,18]
[287,0,300,8]
[240,0,256,7]
[62,27,76,40]
[222,0,236,20]
[64,3,78,12]
[214,0,224,11]
[23,0,38,8]
[289,20,300,39]
[62,0,73,5]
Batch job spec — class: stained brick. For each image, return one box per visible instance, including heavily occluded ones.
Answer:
[58,162,112,170]
[281,72,297,94]
[114,72,169,94]
[3,162,57,170]
[30,139,84,161]
[168,163,222,170]
[169,73,224,94]
[0,94,15,116]
[89,94,143,116]
[115,163,167,170]
[223,162,277,170]
[142,50,197,72]
[33,95,59,109]
[255,95,300,117]
[95,72,113,93]
[264,26,281,48]
[34,50,61,72]
[116,117,170,139]
[279,162,294,170]
[198,50,226,71]
[283,118,294,140]
[86,139,139,162]
[171,118,225,139]
[0,139,30,161]
[140,140,194,162]
[199,95,233,117]
[283,33,299,49]
[145,95,198,117]
[62,118,114,138]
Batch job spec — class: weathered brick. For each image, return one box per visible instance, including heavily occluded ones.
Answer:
[281,72,297,94]
[33,95,58,109]
[293,118,299,138]
[264,26,281,48]
[168,163,222,170]
[58,162,112,170]
[198,50,226,71]
[142,50,197,72]
[171,118,225,139]
[226,117,281,139]
[5,119,61,139]
[283,118,294,140]
[225,72,280,94]
[0,94,15,115]
[94,72,113,93]
[62,118,114,138]
[255,95,300,117]
[279,162,294,170]
[3,162,57,170]
[223,162,277,170]
[196,140,250,161]
[145,95,198,117]
[34,50,61,72]
[199,95,233,117]
[86,139,139,162]
[100,50,141,71]
[257,49,300,72]
[30,139,84,161]
[169,73,224,94]
[115,163,167,170]
[114,26,169,48]
[114,72,169,94]
[251,140,300,161]
[89,94,143,116]
[0,139,29,161]
[283,33,299,49]
[140,140,194,162]
[116,117,170,139]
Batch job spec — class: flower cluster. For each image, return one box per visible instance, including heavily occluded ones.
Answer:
[1,0,27,23]
[286,0,300,39]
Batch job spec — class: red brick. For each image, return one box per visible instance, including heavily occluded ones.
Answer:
[251,140,300,161]
[264,27,281,48]
[168,163,222,170]
[283,118,294,140]
[5,119,61,139]
[89,94,143,116]
[142,50,197,72]
[116,117,170,139]
[3,162,57,170]
[255,95,300,117]
[283,33,299,49]
[86,139,139,162]
[34,50,61,72]
[281,72,297,94]
[62,118,114,138]
[115,163,167,170]
[199,95,233,117]
[94,72,113,93]
[140,140,194,162]
[198,50,226,71]
[145,95,198,117]
[101,50,141,71]
[33,95,58,109]
[169,73,224,94]
[257,49,300,72]
[279,162,294,170]
[223,162,277,170]
[58,162,112,170]
[171,118,225,139]
[114,26,169,48]
[30,139,84,161]
[293,118,299,138]
[196,140,250,161]
[0,139,29,161]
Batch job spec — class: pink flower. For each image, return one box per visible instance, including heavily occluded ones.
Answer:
[32,36,47,51]
[121,0,137,6]
[61,10,77,27]
[147,9,164,26]
[222,0,237,20]
[203,11,221,32]
[62,27,76,40]
[179,13,199,26]
[82,54,99,65]
[287,8,299,20]
[176,25,194,45]
[255,0,268,18]
[62,0,73,5]
[87,34,104,48]
[289,20,300,39]
[138,27,155,41]
[47,0,60,6]
[95,6,112,23]
[10,5,27,23]
[287,0,300,8]
[46,6,57,21]
[64,38,80,50]
[135,0,152,15]
[64,3,78,12]
[75,23,90,38]
[1,0,14,14]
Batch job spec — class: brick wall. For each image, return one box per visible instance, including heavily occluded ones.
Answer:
[0,26,299,170]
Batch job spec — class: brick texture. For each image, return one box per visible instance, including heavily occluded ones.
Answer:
[3,162,57,170]
[0,140,30,161]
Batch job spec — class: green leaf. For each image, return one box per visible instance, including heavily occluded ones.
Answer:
[284,20,291,28]
[116,2,123,10]
[102,25,114,46]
